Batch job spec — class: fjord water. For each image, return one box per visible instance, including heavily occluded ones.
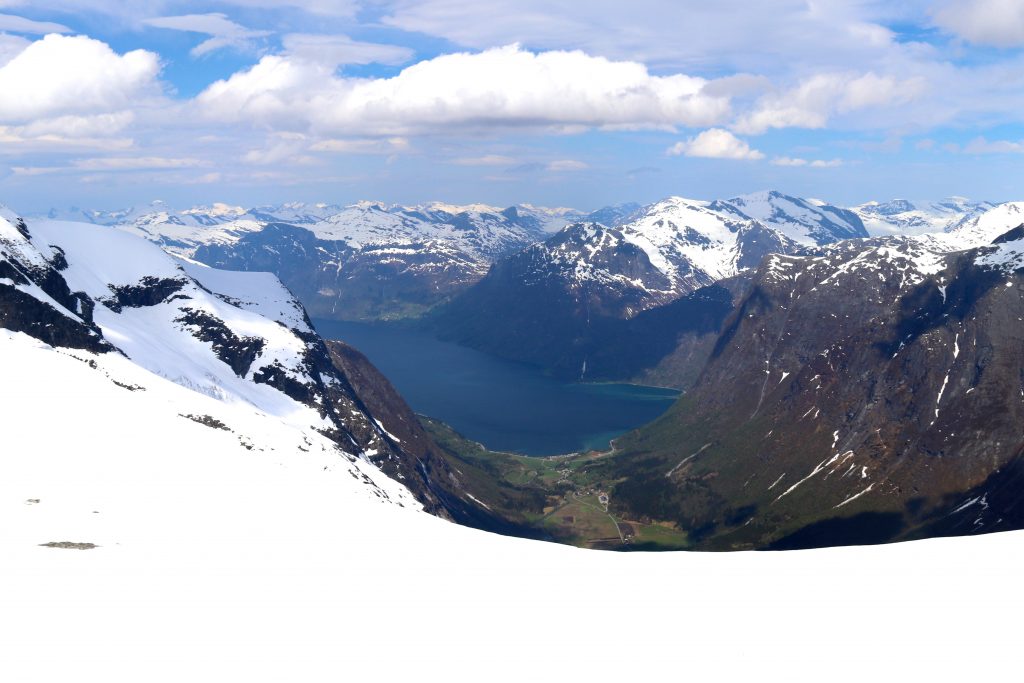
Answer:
[313,319,679,456]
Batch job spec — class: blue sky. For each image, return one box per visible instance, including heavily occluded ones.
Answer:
[1,0,1024,212]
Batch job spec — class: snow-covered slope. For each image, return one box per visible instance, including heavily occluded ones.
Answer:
[29,219,341,422]
[719,190,867,245]
[0,207,473,509]
[932,201,1024,250]
[615,196,756,290]
[117,215,266,258]
[308,200,546,262]
[606,190,865,295]
[852,197,997,236]
[595,190,867,298]
[2,325,1023,682]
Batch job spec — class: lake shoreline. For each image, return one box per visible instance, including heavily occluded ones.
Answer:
[313,317,679,457]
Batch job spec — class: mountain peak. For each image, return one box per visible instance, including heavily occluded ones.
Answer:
[423,202,505,215]
[182,203,247,217]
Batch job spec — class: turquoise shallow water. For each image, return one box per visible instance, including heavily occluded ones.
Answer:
[313,319,679,457]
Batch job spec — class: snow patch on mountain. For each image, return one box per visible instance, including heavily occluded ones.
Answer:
[119,217,266,258]
[178,257,311,332]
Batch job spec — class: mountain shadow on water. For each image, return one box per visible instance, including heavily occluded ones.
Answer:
[428,281,738,388]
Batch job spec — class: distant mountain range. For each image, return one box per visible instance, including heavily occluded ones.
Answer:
[851,197,997,236]
[31,192,1009,386]
[36,200,609,321]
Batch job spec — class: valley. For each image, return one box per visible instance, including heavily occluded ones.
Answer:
[7,193,1024,553]
[421,418,689,549]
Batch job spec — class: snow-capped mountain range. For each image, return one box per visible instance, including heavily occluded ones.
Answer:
[435,191,865,319]
[925,201,1024,251]
[546,191,868,310]
[38,199,585,256]
[428,191,871,380]
[32,199,598,321]
[851,196,997,236]
[30,192,1012,327]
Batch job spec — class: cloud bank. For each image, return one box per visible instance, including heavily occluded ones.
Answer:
[196,44,730,135]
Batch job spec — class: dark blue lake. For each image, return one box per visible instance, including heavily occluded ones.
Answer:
[313,319,679,456]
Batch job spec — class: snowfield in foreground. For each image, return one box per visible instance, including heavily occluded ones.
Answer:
[1,329,1022,682]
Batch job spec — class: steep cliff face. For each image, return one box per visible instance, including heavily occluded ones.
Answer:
[609,231,1024,548]
[323,339,553,537]
[0,209,109,352]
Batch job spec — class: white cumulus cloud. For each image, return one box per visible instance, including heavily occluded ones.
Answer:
[666,128,764,160]
[196,44,730,136]
[0,34,161,123]
[0,32,29,67]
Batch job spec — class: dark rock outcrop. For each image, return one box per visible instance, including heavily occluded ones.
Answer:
[1,221,108,353]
